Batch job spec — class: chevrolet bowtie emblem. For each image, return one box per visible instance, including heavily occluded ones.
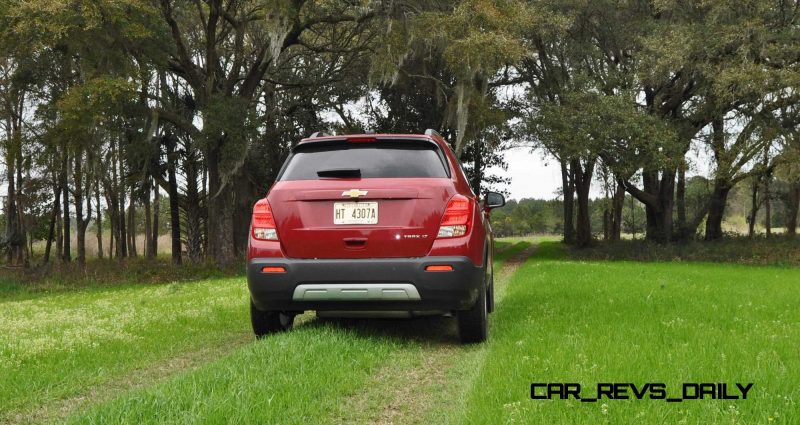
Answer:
[342,189,368,198]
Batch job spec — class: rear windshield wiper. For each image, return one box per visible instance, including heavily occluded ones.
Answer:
[316,168,361,178]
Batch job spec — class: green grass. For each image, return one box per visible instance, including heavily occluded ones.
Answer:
[456,242,800,424]
[0,278,252,423]
[67,325,401,424]
[4,239,799,424]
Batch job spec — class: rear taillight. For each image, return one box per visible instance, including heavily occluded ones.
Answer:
[252,199,278,241]
[437,194,471,238]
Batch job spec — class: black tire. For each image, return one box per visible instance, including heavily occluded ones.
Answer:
[487,278,495,314]
[487,266,495,314]
[458,278,488,344]
[250,300,294,339]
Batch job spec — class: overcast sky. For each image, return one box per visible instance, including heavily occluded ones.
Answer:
[489,147,562,201]
[495,139,714,202]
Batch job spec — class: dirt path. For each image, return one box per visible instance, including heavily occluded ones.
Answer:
[336,244,538,425]
[495,243,539,280]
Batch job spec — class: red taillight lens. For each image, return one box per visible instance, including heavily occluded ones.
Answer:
[440,195,471,225]
[437,194,471,238]
[252,199,278,241]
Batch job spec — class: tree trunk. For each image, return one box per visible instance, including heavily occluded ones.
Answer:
[61,151,72,263]
[3,96,27,266]
[167,140,182,265]
[634,168,676,243]
[207,145,235,267]
[4,142,25,265]
[560,159,576,245]
[152,183,160,257]
[202,163,209,254]
[128,188,138,257]
[95,175,104,259]
[748,177,759,238]
[674,163,689,240]
[233,171,261,256]
[704,181,731,241]
[56,206,63,260]
[17,147,28,266]
[471,146,482,196]
[43,185,62,264]
[144,179,153,258]
[764,172,772,237]
[610,181,624,241]
[786,181,800,237]
[74,152,87,266]
[184,154,203,262]
[573,158,595,248]
[108,193,116,259]
[110,140,126,259]
[118,173,128,258]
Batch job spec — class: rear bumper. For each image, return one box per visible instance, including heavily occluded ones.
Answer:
[247,256,484,312]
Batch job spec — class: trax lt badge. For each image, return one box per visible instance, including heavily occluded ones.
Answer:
[342,189,368,198]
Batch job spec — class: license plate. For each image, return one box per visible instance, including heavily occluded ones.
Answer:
[334,202,378,225]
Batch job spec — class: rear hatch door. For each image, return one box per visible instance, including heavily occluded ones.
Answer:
[269,139,455,259]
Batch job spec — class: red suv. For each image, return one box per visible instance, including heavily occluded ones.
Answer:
[246,130,505,343]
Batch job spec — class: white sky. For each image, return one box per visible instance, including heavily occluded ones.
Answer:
[494,140,714,202]
[489,147,563,200]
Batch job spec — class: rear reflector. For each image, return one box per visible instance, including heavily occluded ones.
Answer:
[425,265,454,272]
[261,266,286,273]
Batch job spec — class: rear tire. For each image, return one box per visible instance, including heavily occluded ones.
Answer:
[487,272,495,314]
[458,279,488,344]
[250,300,294,338]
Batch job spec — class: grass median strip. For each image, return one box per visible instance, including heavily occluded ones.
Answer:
[67,324,401,424]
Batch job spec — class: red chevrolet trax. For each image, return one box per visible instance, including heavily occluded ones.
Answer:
[246,130,505,343]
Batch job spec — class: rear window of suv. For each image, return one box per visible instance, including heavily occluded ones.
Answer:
[279,140,450,181]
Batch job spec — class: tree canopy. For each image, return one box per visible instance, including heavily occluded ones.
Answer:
[1,0,798,267]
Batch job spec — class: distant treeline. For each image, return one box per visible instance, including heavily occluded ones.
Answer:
[493,175,796,239]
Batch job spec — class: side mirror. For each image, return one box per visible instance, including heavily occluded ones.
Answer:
[484,192,506,210]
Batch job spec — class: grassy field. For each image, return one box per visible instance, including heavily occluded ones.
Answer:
[1,238,798,424]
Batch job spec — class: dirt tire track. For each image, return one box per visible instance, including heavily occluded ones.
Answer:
[338,244,538,425]
[4,333,251,425]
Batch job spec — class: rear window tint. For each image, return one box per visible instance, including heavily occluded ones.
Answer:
[279,141,449,180]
